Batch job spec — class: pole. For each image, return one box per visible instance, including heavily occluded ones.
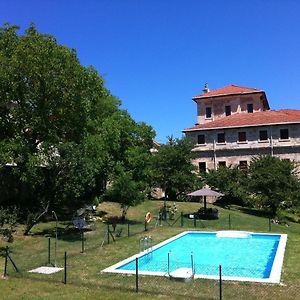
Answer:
[181,212,184,227]
[135,257,139,293]
[81,230,84,253]
[127,223,130,237]
[107,224,110,244]
[194,217,196,228]
[269,217,271,232]
[64,252,67,284]
[4,246,8,277]
[191,253,194,275]
[219,265,222,300]
[228,214,231,230]
[48,237,51,265]
[52,211,58,267]
[168,252,170,275]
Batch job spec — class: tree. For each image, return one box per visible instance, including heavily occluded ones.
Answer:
[151,137,201,201]
[102,111,155,218]
[0,23,155,232]
[104,165,146,220]
[248,156,300,217]
[203,165,248,206]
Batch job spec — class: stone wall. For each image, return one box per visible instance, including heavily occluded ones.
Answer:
[195,93,265,125]
[187,123,300,171]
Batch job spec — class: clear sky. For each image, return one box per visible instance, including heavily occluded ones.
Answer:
[1,0,300,143]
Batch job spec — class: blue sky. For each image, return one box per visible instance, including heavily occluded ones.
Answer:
[1,0,300,143]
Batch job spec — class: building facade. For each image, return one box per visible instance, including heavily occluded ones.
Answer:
[183,84,300,172]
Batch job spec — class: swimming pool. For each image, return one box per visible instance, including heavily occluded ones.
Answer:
[103,231,287,283]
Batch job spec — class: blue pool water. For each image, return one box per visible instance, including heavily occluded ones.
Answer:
[117,232,281,279]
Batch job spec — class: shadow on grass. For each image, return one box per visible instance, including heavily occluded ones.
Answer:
[232,206,271,218]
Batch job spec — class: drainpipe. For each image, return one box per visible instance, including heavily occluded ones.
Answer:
[213,130,217,170]
[270,126,274,156]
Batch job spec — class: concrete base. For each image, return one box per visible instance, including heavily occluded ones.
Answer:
[29,266,63,274]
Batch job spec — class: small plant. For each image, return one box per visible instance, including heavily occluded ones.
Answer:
[0,206,18,242]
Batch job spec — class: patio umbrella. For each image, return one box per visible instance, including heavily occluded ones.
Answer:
[188,188,224,211]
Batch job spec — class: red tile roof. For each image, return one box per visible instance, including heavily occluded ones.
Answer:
[193,84,264,100]
[183,109,300,132]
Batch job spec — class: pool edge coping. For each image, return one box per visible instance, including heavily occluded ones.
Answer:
[102,230,287,284]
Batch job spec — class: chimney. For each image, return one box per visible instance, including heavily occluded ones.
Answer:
[202,83,210,94]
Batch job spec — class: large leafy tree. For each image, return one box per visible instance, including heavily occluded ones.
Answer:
[0,23,154,231]
[102,110,155,218]
[248,156,300,217]
[203,165,249,205]
[151,137,201,201]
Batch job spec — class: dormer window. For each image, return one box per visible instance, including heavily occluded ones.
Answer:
[247,103,253,113]
[205,107,212,118]
[225,105,231,116]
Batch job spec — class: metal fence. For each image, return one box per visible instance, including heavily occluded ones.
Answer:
[2,213,299,299]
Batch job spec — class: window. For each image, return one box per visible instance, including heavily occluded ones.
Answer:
[239,161,248,171]
[225,105,231,116]
[238,132,247,142]
[280,128,289,140]
[217,132,225,143]
[247,103,253,113]
[206,107,212,118]
[259,130,268,141]
[197,134,205,144]
[218,161,226,167]
[199,162,206,173]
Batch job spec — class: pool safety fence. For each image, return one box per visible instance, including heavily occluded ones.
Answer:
[133,255,223,299]
[2,241,68,285]
[3,233,300,299]
[179,211,278,233]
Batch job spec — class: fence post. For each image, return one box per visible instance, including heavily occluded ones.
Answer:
[107,224,110,244]
[194,217,196,228]
[228,214,231,230]
[3,246,8,277]
[135,257,139,293]
[81,230,85,253]
[269,217,271,232]
[48,237,51,265]
[181,212,184,227]
[64,252,67,284]
[219,265,222,300]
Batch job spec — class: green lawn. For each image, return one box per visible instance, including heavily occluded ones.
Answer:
[1,200,300,299]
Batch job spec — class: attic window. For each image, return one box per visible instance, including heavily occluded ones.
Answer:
[247,103,253,113]
[206,107,212,118]
[225,105,231,116]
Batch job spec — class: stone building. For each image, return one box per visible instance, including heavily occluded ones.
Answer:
[183,84,300,172]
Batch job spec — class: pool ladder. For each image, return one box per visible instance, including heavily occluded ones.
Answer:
[140,236,153,254]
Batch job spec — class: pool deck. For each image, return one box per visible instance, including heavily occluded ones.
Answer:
[102,230,287,284]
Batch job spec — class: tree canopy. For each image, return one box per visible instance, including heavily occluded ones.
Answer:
[151,137,201,201]
[248,156,300,217]
[203,165,248,206]
[204,156,300,217]
[0,23,155,230]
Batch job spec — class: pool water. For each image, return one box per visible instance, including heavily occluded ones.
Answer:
[103,231,287,283]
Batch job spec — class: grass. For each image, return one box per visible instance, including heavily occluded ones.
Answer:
[1,199,300,299]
